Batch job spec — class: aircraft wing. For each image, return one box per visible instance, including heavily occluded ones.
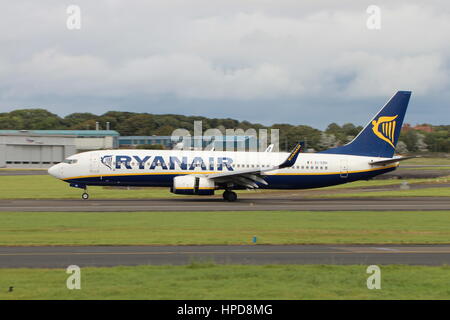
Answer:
[369,156,417,166]
[203,143,302,189]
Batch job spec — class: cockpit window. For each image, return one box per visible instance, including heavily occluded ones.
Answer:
[63,159,78,164]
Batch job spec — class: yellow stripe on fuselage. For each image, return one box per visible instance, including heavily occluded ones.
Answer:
[175,187,215,190]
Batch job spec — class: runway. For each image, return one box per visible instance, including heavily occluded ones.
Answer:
[0,197,449,212]
[0,170,47,176]
[1,245,449,268]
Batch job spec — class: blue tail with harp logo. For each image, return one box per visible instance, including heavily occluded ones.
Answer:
[321,91,411,158]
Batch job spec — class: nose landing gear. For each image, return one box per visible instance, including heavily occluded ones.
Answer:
[223,190,237,202]
[69,183,89,200]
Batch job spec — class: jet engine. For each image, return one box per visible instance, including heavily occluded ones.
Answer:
[171,175,215,195]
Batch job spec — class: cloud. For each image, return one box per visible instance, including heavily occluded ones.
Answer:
[331,52,449,97]
[0,1,449,126]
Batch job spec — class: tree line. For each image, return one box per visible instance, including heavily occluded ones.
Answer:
[0,108,448,153]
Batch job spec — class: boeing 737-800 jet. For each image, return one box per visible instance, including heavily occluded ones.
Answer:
[48,91,412,201]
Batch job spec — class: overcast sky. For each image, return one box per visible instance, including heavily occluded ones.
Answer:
[0,0,449,129]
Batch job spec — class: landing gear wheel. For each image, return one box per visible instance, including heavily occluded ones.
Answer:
[228,191,237,202]
[81,192,89,200]
[223,191,229,200]
[223,190,237,202]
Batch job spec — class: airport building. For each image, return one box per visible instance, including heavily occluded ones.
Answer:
[118,136,174,149]
[0,130,119,168]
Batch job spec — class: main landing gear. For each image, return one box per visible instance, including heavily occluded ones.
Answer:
[223,190,237,202]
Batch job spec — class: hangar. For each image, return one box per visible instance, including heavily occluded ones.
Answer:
[0,130,119,168]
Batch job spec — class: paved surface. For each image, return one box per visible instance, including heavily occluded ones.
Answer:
[0,170,47,176]
[0,197,449,212]
[1,245,449,268]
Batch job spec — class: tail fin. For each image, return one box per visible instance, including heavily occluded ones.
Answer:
[321,91,411,158]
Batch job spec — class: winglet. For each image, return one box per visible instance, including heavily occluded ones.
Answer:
[278,143,302,169]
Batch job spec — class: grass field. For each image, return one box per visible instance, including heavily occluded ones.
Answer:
[402,157,450,166]
[0,175,448,199]
[1,264,449,299]
[399,166,450,170]
[0,175,176,199]
[309,187,450,198]
[319,177,448,190]
[1,210,449,246]
[1,166,449,301]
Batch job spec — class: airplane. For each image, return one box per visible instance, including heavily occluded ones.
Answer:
[48,91,413,201]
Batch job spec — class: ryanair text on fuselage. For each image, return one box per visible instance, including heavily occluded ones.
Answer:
[102,155,234,171]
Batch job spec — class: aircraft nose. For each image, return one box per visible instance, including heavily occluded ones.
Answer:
[48,163,62,179]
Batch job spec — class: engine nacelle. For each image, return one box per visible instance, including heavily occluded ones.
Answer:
[171,175,215,195]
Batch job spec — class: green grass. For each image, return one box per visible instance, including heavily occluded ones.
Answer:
[402,157,450,166]
[1,211,450,246]
[0,175,176,199]
[310,187,450,198]
[318,177,447,190]
[399,166,450,170]
[1,264,449,299]
[0,175,448,199]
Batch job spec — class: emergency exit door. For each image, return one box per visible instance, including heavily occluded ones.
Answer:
[340,159,348,178]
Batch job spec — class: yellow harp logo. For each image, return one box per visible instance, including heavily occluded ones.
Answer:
[371,115,398,148]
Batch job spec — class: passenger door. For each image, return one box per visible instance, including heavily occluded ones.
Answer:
[89,153,100,174]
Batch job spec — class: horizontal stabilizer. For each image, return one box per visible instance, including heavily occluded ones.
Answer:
[369,156,417,166]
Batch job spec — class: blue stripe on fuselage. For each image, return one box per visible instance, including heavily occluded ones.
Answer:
[64,166,396,189]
